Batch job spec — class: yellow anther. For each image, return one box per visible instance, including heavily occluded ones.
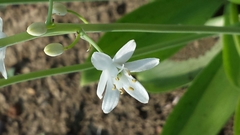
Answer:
[112,84,116,90]
[119,88,125,94]
[115,77,120,81]
[127,70,131,76]
[132,79,137,83]
[128,87,134,91]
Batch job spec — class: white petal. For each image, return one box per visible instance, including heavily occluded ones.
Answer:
[0,47,7,79]
[124,80,149,103]
[121,72,149,103]
[102,80,120,114]
[0,60,7,79]
[0,17,3,32]
[0,32,6,38]
[91,52,113,71]
[113,40,136,64]
[125,58,159,72]
[97,70,108,99]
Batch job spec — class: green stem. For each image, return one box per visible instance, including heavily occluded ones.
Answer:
[64,32,81,50]
[0,62,93,88]
[80,32,103,52]
[46,0,53,26]
[1,23,240,48]
[0,0,112,4]
[67,10,89,24]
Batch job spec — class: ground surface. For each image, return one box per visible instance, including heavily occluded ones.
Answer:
[0,1,232,135]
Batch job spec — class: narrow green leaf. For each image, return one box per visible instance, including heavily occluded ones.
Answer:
[234,99,240,135]
[137,41,221,93]
[161,52,240,135]
[222,4,240,87]
[229,3,240,57]
[81,0,223,85]
[229,0,240,4]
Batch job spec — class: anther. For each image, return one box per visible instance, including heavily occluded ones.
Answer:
[112,84,116,90]
[127,70,131,76]
[128,87,134,91]
[132,79,136,83]
[120,88,125,94]
[115,77,120,81]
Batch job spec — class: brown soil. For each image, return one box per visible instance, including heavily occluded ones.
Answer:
[0,1,232,135]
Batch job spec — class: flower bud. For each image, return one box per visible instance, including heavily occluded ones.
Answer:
[52,3,67,16]
[27,22,47,36]
[44,43,64,57]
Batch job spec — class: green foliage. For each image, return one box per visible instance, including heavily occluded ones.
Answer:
[81,0,223,86]
[230,0,240,4]
[222,3,240,87]
[138,41,221,93]
[162,52,240,135]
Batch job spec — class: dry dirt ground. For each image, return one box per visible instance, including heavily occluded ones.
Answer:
[0,1,233,135]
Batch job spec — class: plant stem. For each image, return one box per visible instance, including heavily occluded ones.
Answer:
[64,33,81,50]
[46,0,53,26]
[0,0,112,4]
[0,62,93,88]
[81,32,103,52]
[1,23,240,48]
[67,10,89,24]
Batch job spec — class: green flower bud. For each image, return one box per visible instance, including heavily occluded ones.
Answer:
[52,3,67,16]
[27,22,47,36]
[44,43,64,57]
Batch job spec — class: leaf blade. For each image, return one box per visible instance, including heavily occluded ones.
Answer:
[161,52,240,135]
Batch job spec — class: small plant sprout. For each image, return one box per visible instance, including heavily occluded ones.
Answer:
[44,43,64,57]
[52,2,67,16]
[26,22,47,36]
[0,17,7,79]
[91,40,159,113]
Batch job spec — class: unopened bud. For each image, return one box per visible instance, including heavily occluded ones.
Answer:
[52,3,67,16]
[44,43,64,57]
[27,22,47,36]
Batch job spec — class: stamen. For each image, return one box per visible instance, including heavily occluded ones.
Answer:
[132,79,137,83]
[120,88,125,94]
[115,77,120,81]
[128,87,134,91]
[112,84,116,90]
[127,70,131,76]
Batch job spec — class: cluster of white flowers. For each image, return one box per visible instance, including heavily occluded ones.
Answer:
[91,40,159,113]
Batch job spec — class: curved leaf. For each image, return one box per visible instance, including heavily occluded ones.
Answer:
[137,41,221,93]
[222,3,240,87]
[161,52,240,135]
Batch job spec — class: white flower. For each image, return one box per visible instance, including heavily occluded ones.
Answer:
[0,17,7,79]
[91,40,159,113]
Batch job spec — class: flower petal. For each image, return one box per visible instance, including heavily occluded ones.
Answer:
[0,17,3,32]
[123,80,149,103]
[125,58,159,72]
[121,71,149,103]
[91,52,113,71]
[0,47,7,79]
[0,60,7,79]
[113,40,136,64]
[97,70,108,99]
[102,80,120,114]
